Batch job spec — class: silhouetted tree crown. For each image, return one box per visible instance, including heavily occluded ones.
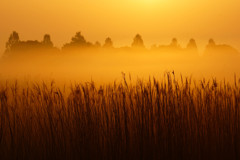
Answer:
[4,31,57,56]
[205,38,238,55]
[71,32,86,44]
[187,39,197,50]
[208,39,216,47]
[42,34,53,47]
[170,38,179,48]
[132,34,144,48]
[103,37,113,48]
[5,31,20,52]
[62,32,93,50]
[94,41,101,48]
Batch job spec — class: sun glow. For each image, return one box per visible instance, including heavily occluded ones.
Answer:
[138,0,165,5]
[130,0,167,10]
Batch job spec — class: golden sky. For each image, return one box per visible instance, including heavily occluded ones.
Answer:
[0,0,239,54]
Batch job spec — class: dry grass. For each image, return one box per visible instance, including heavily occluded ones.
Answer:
[0,73,240,160]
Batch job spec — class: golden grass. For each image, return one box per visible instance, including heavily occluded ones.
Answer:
[0,73,240,159]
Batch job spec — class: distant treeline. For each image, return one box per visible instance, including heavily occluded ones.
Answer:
[3,31,239,56]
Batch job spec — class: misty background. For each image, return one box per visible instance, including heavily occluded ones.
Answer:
[0,0,240,56]
[0,31,239,84]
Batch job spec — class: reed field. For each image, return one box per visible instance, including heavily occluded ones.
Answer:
[1,0,240,159]
[0,73,240,160]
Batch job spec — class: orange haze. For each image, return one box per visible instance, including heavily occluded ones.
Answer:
[0,0,240,55]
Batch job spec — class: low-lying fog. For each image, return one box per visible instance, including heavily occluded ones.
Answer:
[0,49,240,85]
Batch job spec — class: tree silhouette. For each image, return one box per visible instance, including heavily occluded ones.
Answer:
[62,32,92,50]
[2,31,238,56]
[103,37,113,48]
[186,39,197,50]
[208,39,216,47]
[170,38,179,48]
[3,31,59,55]
[71,32,86,45]
[42,34,53,47]
[205,38,238,55]
[132,34,144,48]
[94,41,101,48]
[5,31,20,52]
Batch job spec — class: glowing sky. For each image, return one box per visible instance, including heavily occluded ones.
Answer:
[0,0,239,54]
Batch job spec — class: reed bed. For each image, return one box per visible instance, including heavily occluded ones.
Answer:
[0,73,240,160]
